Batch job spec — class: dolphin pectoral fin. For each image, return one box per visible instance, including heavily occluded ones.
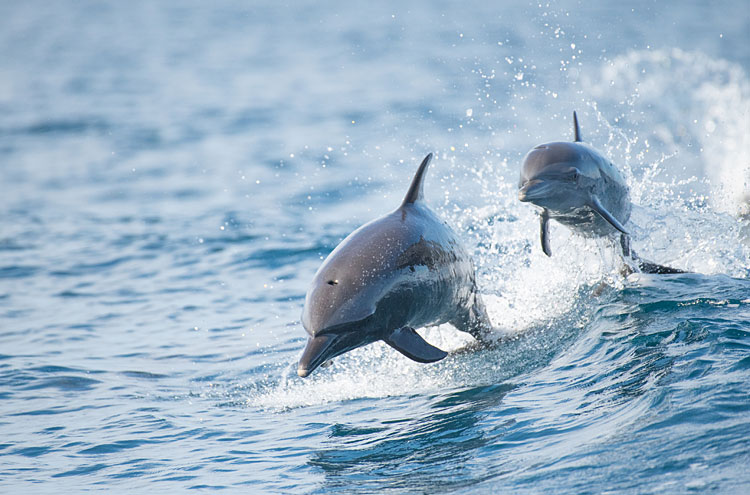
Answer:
[620,233,631,257]
[540,209,552,257]
[589,196,630,235]
[384,327,448,363]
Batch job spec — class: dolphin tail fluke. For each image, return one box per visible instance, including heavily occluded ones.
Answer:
[384,327,447,363]
[401,153,433,206]
[573,111,582,142]
[631,250,686,274]
[637,260,686,274]
[625,240,686,274]
[589,196,630,235]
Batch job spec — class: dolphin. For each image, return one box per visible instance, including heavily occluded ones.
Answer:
[297,153,493,377]
[518,112,683,274]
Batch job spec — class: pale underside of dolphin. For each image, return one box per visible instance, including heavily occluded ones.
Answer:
[518,112,683,275]
[297,153,493,378]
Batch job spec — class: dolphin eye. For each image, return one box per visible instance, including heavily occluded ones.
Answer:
[327,280,339,286]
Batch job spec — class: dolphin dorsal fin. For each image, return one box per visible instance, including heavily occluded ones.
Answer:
[401,153,433,206]
[573,111,582,142]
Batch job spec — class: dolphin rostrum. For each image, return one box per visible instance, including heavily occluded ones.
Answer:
[297,153,493,377]
[518,112,683,274]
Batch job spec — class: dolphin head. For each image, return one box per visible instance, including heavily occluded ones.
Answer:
[518,142,600,211]
[297,323,377,378]
[298,274,379,377]
[297,224,400,377]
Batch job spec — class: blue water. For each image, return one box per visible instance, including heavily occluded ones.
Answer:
[2,1,750,492]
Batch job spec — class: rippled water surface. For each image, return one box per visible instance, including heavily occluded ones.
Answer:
[2,1,750,493]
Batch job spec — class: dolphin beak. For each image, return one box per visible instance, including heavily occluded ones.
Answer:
[518,179,554,202]
[297,334,339,378]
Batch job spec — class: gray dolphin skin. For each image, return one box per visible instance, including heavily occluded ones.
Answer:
[298,153,493,378]
[518,112,683,274]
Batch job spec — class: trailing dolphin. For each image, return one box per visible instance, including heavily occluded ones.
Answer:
[518,112,683,274]
[297,153,493,378]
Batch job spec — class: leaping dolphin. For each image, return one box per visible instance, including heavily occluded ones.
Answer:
[297,153,493,378]
[518,112,683,274]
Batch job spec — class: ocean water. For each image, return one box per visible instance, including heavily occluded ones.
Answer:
[1,0,749,493]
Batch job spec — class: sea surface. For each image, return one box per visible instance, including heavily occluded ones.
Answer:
[1,1,749,493]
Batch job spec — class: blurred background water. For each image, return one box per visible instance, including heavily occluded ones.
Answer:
[1,0,749,492]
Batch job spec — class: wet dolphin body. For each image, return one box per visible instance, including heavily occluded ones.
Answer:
[518,112,683,274]
[297,153,493,378]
